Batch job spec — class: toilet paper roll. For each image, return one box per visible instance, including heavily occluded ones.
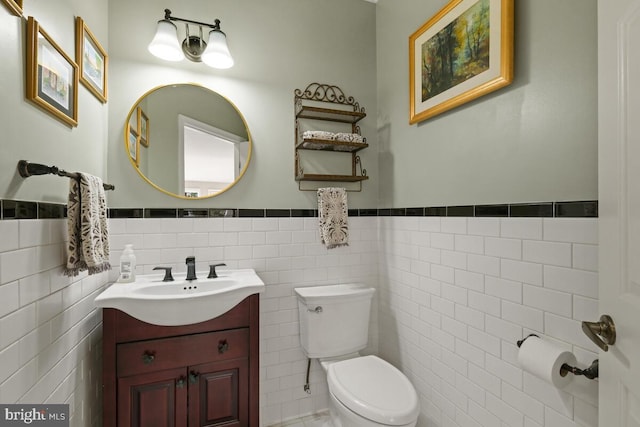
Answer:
[517,336,576,389]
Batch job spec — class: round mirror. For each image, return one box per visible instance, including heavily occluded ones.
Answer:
[124,84,252,199]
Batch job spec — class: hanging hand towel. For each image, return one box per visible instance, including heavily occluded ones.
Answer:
[317,187,349,249]
[64,173,111,276]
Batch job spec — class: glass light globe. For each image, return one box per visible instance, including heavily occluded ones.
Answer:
[201,30,234,69]
[148,20,184,62]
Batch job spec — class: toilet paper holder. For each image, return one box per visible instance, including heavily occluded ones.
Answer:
[517,334,599,380]
[560,359,599,379]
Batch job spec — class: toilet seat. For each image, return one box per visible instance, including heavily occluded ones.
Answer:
[327,355,419,426]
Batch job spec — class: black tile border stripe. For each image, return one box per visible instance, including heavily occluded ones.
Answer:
[291,209,317,217]
[3,200,39,219]
[144,208,178,218]
[475,204,509,217]
[555,201,598,218]
[510,203,554,217]
[425,207,447,216]
[447,205,475,217]
[0,199,599,219]
[405,208,424,216]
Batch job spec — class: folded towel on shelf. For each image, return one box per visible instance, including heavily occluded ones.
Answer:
[302,130,336,140]
[64,173,111,276]
[317,187,349,249]
[334,132,364,143]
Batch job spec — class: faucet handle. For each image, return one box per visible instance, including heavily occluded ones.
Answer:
[208,263,227,278]
[153,267,174,282]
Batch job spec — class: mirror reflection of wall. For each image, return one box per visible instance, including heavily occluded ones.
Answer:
[125,84,251,199]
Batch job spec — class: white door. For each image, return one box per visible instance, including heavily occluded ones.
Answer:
[598,0,640,424]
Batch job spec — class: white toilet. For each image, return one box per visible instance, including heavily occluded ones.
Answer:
[295,284,420,427]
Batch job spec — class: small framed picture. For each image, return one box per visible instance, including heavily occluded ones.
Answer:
[1,0,23,16]
[26,17,78,127]
[76,17,108,103]
[137,107,149,147]
[128,125,139,166]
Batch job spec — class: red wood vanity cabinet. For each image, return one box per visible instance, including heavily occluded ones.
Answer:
[102,294,259,427]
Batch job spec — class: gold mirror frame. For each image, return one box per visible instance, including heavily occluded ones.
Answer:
[124,83,252,199]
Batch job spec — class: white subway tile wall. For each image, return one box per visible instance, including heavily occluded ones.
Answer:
[379,217,598,427]
[0,215,598,427]
[0,219,107,426]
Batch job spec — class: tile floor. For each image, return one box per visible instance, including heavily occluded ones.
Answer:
[267,411,332,427]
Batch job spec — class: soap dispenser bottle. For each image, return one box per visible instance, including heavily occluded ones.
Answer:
[118,244,136,283]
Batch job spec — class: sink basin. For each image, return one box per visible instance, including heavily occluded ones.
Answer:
[94,269,265,326]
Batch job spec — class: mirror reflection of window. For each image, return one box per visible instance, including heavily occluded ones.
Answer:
[178,114,249,197]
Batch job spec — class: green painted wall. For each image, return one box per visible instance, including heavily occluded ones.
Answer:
[376,0,597,207]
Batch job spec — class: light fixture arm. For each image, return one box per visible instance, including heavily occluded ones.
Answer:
[163,9,222,31]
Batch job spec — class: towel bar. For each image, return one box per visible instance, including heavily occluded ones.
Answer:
[18,160,115,191]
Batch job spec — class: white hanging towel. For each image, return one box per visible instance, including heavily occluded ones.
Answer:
[317,187,349,249]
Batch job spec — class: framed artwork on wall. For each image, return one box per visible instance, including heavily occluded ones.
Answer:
[1,0,22,16]
[409,0,514,124]
[137,107,149,147]
[76,17,108,103]
[26,16,79,127]
[128,125,139,166]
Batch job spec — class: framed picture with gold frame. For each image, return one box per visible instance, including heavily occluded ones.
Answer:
[1,0,23,16]
[76,17,108,103]
[26,17,79,127]
[137,107,149,147]
[128,125,139,166]
[409,0,514,124]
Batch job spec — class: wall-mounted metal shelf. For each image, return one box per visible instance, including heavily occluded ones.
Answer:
[295,138,368,153]
[294,83,369,189]
[296,174,368,182]
[295,105,366,124]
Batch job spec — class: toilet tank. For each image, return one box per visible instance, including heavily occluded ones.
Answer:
[295,284,375,358]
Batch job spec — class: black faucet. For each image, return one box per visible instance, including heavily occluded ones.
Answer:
[186,256,197,281]
[153,266,174,282]
[208,263,227,278]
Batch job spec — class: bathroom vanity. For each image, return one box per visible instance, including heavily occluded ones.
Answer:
[101,294,259,427]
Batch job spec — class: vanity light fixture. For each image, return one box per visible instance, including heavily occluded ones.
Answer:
[148,9,234,69]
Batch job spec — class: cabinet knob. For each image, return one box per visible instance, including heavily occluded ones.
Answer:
[218,340,229,354]
[176,376,186,388]
[142,351,155,364]
[189,371,199,385]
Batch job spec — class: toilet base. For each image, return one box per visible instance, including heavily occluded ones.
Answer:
[328,391,417,427]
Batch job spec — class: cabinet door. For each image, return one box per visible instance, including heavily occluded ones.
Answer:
[188,358,249,427]
[118,367,188,427]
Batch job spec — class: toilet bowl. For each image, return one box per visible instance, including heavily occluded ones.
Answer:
[295,284,420,427]
[322,355,419,427]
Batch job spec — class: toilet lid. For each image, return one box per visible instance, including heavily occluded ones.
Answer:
[327,355,419,426]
